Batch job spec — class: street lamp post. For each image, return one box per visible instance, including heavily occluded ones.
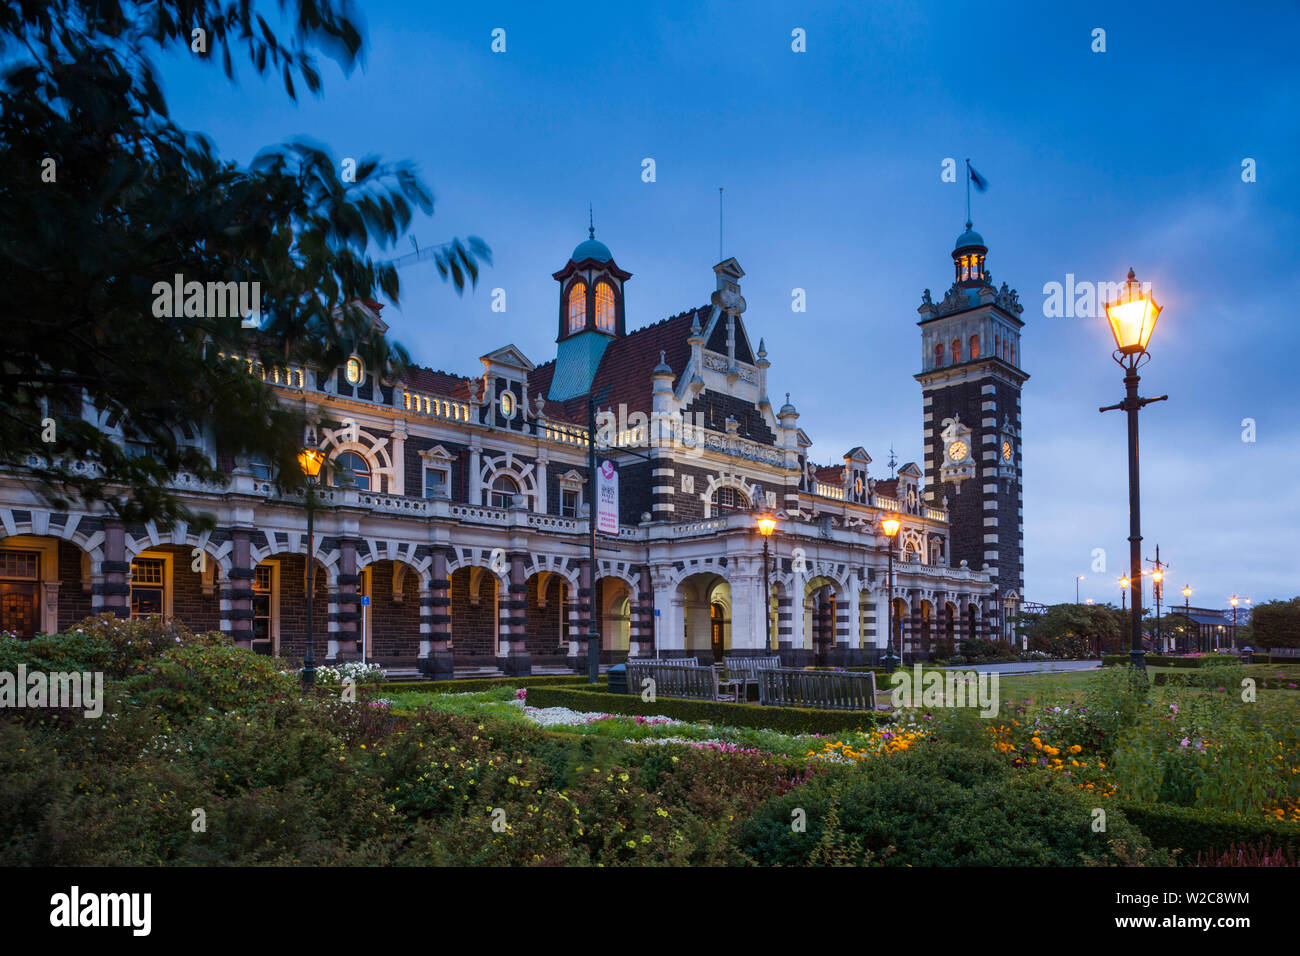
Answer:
[296,445,326,689]
[880,516,902,672]
[1099,269,1166,673]
[1152,567,1164,653]
[757,514,776,655]
[1182,585,1192,654]
[1119,576,1129,613]
[1076,574,1085,604]
[1230,596,1240,650]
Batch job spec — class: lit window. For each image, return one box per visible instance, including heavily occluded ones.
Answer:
[594,282,616,332]
[951,338,961,363]
[252,564,273,655]
[344,355,365,385]
[499,391,516,420]
[567,282,587,333]
[711,486,750,513]
[423,467,449,499]
[130,557,165,618]
[934,343,944,367]
[969,334,980,360]
[561,488,579,517]
[490,474,520,509]
[331,451,370,491]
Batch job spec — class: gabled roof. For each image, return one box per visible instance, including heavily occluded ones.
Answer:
[844,446,872,465]
[898,462,923,478]
[530,306,707,425]
[481,344,536,373]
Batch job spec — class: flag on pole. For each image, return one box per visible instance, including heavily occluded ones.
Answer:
[967,161,989,192]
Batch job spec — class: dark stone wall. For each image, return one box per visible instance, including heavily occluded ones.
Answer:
[366,561,422,661]
[56,539,92,629]
[524,574,567,654]
[449,567,497,656]
[266,554,330,664]
[156,544,221,634]
[684,389,776,445]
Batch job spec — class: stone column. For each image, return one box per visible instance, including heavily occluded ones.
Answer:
[907,588,922,662]
[497,551,532,676]
[390,422,407,496]
[468,440,482,506]
[331,539,360,660]
[225,529,255,648]
[955,591,970,647]
[932,590,948,656]
[535,455,549,515]
[569,558,594,672]
[833,586,860,666]
[630,565,655,657]
[783,581,808,667]
[421,549,454,679]
[97,518,130,618]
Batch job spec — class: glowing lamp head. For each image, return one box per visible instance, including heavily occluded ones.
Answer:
[1152,570,1163,583]
[1119,576,1130,590]
[297,447,326,479]
[1182,586,1192,599]
[756,514,777,537]
[880,516,901,538]
[1105,268,1161,355]
[1230,596,1239,607]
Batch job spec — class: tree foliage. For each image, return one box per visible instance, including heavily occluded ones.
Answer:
[0,0,488,527]
[1016,603,1127,657]
[1250,598,1300,649]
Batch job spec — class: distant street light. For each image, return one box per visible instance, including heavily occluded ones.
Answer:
[756,514,776,654]
[881,515,902,673]
[1076,574,1085,604]
[296,444,326,689]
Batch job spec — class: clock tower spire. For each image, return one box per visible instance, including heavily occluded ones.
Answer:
[915,222,1028,637]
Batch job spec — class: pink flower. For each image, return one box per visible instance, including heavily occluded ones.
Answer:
[1180,737,1190,748]
[515,688,527,701]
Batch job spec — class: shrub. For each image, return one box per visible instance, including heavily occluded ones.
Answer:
[1117,802,1300,858]
[121,643,296,720]
[738,743,1154,866]
[0,614,229,680]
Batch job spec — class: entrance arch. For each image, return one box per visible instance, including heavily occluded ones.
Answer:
[676,572,730,662]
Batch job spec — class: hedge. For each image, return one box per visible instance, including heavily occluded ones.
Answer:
[1151,671,1300,690]
[1100,654,1238,668]
[523,685,883,734]
[374,674,595,695]
[1116,801,1300,858]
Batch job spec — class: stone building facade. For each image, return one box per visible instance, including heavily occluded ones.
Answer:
[0,221,1025,675]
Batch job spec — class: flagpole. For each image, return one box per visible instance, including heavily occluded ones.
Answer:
[965,158,971,223]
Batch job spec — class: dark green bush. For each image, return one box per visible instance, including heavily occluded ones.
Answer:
[1116,801,1300,859]
[377,674,594,695]
[0,614,229,680]
[738,743,1154,866]
[1101,654,1238,668]
[120,643,296,720]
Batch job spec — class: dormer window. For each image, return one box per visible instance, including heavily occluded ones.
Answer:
[567,281,587,333]
[594,281,616,332]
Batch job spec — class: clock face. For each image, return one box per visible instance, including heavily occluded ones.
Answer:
[948,440,968,462]
[1001,440,1012,462]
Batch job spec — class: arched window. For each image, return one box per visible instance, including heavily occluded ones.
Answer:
[951,338,961,363]
[594,281,616,332]
[490,474,520,509]
[567,282,587,334]
[969,334,980,359]
[711,485,750,513]
[331,451,370,491]
[934,342,944,367]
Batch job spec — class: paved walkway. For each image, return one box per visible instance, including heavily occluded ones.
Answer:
[939,659,1102,676]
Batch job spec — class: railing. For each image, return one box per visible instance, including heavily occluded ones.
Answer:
[539,421,589,446]
[401,389,471,422]
[814,481,845,500]
[925,507,948,522]
[217,352,306,390]
[874,495,900,511]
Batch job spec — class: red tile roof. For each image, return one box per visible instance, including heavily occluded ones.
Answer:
[813,465,845,485]
[401,365,476,400]
[874,479,899,498]
[530,306,709,424]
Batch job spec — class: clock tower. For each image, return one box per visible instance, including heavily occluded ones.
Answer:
[915,222,1028,630]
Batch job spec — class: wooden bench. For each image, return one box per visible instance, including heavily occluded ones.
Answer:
[723,656,782,681]
[758,668,878,711]
[625,661,735,702]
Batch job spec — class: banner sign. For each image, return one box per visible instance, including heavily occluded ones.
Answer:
[596,459,619,535]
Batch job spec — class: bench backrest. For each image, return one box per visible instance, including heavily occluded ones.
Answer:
[625,661,719,701]
[758,668,877,711]
[724,656,782,680]
[627,656,700,666]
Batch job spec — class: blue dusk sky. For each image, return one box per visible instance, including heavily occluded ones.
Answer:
[156,0,1299,607]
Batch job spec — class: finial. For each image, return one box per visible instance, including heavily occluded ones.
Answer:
[660,350,666,363]
[1127,267,1136,281]
[965,219,972,231]
[758,337,766,354]
[588,203,594,240]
